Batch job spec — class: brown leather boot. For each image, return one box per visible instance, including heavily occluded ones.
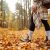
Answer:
[46,40,50,46]
[44,36,48,46]
[45,36,48,42]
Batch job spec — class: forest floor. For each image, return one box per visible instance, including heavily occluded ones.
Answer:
[0,27,50,50]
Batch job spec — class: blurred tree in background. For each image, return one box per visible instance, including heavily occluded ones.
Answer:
[15,0,32,30]
[0,0,9,28]
[0,0,32,30]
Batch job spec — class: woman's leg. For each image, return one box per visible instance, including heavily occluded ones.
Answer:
[41,19,50,41]
[27,16,35,41]
[28,22,35,41]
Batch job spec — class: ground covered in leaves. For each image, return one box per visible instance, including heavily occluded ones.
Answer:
[0,27,50,50]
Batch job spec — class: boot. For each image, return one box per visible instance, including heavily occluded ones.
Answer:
[45,31,50,46]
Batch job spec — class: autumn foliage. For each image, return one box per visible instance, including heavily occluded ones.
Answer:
[0,27,49,50]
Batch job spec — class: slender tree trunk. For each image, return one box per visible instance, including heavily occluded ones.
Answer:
[1,0,3,27]
[25,0,27,28]
[24,0,26,28]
